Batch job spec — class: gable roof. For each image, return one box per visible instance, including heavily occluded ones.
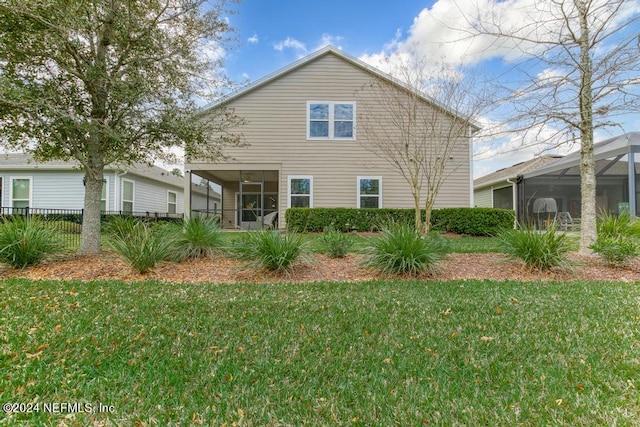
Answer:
[522,132,640,179]
[0,153,184,189]
[474,155,563,188]
[202,45,481,131]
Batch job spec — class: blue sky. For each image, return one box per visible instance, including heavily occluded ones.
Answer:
[219,0,640,180]
[224,0,429,82]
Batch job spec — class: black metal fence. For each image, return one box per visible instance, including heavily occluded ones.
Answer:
[0,207,184,249]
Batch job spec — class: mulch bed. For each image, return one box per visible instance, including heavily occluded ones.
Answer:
[1,251,639,284]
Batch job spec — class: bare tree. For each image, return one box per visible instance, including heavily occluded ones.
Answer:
[356,52,484,233]
[0,0,245,255]
[458,0,640,254]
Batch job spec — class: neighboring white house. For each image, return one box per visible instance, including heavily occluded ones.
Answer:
[474,155,563,210]
[474,132,640,226]
[0,153,219,215]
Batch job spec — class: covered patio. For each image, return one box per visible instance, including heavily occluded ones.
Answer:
[517,132,640,226]
[185,164,281,230]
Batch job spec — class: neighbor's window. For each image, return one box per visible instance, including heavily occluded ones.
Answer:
[308,101,355,139]
[122,179,134,213]
[101,179,108,212]
[11,177,31,208]
[357,176,382,208]
[167,191,177,214]
[288,176,313,208]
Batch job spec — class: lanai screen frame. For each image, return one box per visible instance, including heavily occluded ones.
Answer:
[516,133,640,225]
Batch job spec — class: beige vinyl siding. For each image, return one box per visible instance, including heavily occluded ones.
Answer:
[190,53,472,224]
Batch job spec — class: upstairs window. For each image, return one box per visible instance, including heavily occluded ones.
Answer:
[308,101,355,140]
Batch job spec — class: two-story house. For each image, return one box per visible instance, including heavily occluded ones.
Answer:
[185,46,477,229]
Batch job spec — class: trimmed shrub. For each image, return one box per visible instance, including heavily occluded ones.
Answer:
[286,207,514,236]
[162,216,223,261]
[107,220,173,273]
[498,225,572,271]
[362,222,450,276]
[230,230,307,274]
[318,227,354,258]
[432,208,515,236]
[0,216,62,269]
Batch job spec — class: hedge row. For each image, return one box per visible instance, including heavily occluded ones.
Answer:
[285,207,515,236]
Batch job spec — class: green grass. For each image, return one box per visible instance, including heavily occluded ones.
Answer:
[1,279,639,425]
[441,235,504,253]
[224,231,504,254]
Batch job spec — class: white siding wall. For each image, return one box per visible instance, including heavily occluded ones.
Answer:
[119,173,184,214]
[189,53,473,225]
[0,170,84,209]
[474,187,492,208]
[0,169,185,213]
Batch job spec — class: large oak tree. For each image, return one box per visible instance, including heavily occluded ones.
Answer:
[0,0,244,254]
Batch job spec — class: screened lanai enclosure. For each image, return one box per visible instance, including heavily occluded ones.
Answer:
[186,167,280,230]
[516,133,640,227]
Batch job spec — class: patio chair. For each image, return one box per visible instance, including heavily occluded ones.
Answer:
[261,211,278,229]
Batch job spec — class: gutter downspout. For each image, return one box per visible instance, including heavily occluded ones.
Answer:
[506,177,518,229]
[184,170,192,220]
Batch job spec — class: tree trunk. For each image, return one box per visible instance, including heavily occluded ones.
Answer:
[424,199,435,234]
[577,0,597,255]
[80,169,104,255]
[413,189,423,234]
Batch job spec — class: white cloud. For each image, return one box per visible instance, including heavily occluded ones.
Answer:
[316,34,344,50]
[273,37,307,57]
[473,122,578,178]
[199,39,225,64]
[362,0,630,71]
[247,34,259,44]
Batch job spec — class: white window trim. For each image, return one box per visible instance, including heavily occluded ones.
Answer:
[10,176,33,208]
[121,178,135,212]
[287,175,314,208]
[167,190,178,214]
[357,176,382,208]
[101,177,110,212]
[307,101,356,140]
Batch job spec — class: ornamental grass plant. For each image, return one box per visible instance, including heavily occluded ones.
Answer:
[318,227,354,258]
[590,211,640,265]
[498,224,572,271]
[106,218,173,273]
[362,222,450,276]
[162,216,223,261]
[0,216,62,269]
[230,230,307,274]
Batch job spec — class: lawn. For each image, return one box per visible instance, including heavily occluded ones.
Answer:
[223,231,507,254]
[1,278,638,425]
